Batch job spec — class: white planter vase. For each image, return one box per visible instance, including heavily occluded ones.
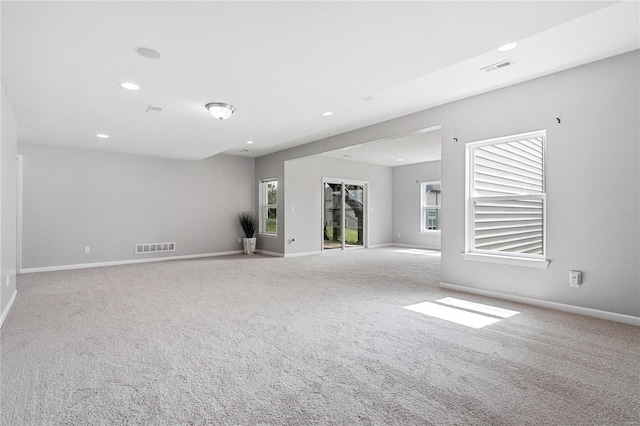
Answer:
[242,237,257,255]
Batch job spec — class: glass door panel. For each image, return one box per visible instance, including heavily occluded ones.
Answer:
[323,183,343,250]
[344,184,364,247]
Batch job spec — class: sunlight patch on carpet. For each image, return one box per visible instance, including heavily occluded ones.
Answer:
[436,297,519,318]
[404,298,519,329]
[404,302,500,328]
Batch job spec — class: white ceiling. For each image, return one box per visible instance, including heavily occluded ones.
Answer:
[321,128,441,168]
[2,2,638,161]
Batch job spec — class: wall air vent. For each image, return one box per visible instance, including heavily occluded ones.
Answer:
[135,242,175,254]
[146,105,163,114]
[481,60,515,73]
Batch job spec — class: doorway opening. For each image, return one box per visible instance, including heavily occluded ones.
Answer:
[323,179,367,250]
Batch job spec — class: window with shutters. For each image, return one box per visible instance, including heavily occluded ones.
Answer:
[421,181,441,232]
[465,131,548,266]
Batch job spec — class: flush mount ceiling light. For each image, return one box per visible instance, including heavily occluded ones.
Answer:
[497,42,518,52]
[206,103,236,120]
[120,82,140,91]
[246,140,254,145]
[96,134,109,139]
[322,111,334,116]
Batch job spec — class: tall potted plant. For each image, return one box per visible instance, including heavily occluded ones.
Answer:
[239,212,257,254]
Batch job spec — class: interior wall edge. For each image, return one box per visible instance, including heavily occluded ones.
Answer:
[0,289,17,329]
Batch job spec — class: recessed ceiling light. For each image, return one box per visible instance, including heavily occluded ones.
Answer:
[240,149,250,153]
[120,82,140,91]
[497,42,517,52]
[135,46,161,59]
[322,111,334,116]
[246,141,254,145]
[343,154,352,158]
[397,159,404,162]
[96,134,109,139]
[362,96,374,101]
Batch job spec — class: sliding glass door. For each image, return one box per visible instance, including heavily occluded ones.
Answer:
[323,179,366,250]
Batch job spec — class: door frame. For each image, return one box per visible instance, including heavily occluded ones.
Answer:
[321,177,368,251]
[16,154,23,273]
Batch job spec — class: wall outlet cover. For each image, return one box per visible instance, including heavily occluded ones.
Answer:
[569,270,582,287]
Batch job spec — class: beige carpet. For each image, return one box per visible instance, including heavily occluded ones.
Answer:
[1,248,638,425]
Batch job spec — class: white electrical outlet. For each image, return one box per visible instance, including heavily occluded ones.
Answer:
[84,246,91,254]
[569,270,582,287]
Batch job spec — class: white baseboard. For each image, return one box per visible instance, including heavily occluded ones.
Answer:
[368,243,394,248]
[440,282,640,327]
[19,250,244,274]
[255,250,284,257]
[285,251,321,258]
[389,243,441,250]
[0,289,17,329]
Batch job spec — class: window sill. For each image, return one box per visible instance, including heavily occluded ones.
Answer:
[420,230,441,235]
[461,252,549,269]
[258,233,278,239]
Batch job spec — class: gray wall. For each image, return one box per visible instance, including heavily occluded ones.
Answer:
[392,161,441,249]
[1,84,18,322]
[254,119,435,256]
[256,50,639,316]
[18,144,255,268]
[284,155,393,255]
[440,50,639,317]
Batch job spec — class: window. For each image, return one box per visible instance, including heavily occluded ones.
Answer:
[465,131,547,264]
[421,181,441,232]
[260,178,277,235]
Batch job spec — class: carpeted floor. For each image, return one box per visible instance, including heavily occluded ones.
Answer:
[1,248,638,425]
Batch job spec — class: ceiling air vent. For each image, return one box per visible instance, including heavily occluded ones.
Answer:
[481,60,515,73]
[146,105,163,114]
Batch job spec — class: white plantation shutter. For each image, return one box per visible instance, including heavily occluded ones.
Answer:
[474,198,544,254]
[469,133,546,258]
